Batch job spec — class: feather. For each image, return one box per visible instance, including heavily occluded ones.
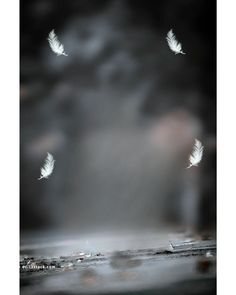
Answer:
[166,29,185,55]
[47,29,68,56]
[38,153,55,180]
[187,139,204,169]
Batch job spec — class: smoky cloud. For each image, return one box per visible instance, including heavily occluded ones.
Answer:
[21,0,216,235]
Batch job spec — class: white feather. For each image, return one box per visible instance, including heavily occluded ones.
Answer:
[187,139,204,169]
[166,29,185,55]
[38,153,55,180]
[47,29,68,56]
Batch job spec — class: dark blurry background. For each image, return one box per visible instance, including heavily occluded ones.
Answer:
[20,0,216,236]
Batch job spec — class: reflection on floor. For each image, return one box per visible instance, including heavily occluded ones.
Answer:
[20,231,216,295]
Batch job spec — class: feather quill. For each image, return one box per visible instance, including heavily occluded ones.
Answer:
[187,139,204,169]
[38,153,55,180]
[166,29,185,55]
[47,30,68,56]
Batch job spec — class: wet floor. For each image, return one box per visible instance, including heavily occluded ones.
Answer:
[20,232,216,295]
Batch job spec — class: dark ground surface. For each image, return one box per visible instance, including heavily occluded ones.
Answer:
[20,233,216,295]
